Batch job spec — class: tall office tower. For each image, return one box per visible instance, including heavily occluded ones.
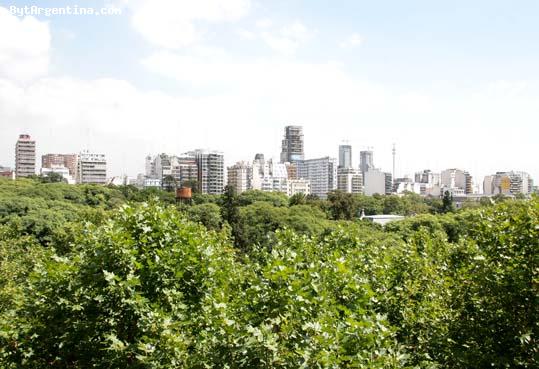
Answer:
[392,143,396,184]
[280,125,304,163]
[227,161,252,194]
[297,157,337,199]
[191,149,224,195]
[359,150,374,175]
[337,167,363,193]
[338,144,352,169]
[15,134,36,178]
[76,151,107,184]
[42,154,77,177]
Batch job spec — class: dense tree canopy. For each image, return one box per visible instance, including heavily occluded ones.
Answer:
[0,178,537,368]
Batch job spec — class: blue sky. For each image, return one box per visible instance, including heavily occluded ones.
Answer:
[1,0,538,186]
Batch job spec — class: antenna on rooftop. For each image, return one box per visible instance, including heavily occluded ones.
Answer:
[392,143,396,181]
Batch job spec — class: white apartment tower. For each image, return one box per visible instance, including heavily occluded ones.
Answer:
[15,134,36,178]
[227,161,252,194]
[297,157,337,199]
[191,149,224,195]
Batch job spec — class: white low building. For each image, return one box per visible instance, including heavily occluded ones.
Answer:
[41,166,75,184]
[362,214,404,226]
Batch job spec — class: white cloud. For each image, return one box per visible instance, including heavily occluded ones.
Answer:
[0,7,50,82]
[1,65,539,183]
[339,33,363,48]
[129,0,251,48]
[235,20,313,54]
[261,21,311,55]
[236,28,256,40]
[255,18,272,28]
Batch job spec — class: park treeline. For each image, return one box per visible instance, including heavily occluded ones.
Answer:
[0,178,537,368]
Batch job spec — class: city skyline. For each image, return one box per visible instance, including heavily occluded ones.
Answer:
[3,128,536,198]
[1,1,539,182]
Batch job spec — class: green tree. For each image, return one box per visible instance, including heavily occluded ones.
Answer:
[221,185,245,250]
[40,172,65,183]
[441,190,455,213]
[288,193,306,206]
[327,190,357,220]
[186,202,222,231]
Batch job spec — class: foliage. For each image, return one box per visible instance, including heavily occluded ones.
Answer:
[186,202,222,231]
[237,190,290,207]
[441,191,455,213]
[0,180,537,368]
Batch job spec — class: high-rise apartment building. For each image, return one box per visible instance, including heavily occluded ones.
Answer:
[15,134,36,178]
[280,125,304,163]
[297,157,337,199]
[227,161,252,194]
[171,154,198,187]
[337,167,363,194]
[359,150,374,176]
[76,151,107,184]
[338,144,352,169]
[190,150,224,195]
[42,154,77,177]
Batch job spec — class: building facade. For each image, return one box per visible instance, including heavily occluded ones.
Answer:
[191,150,224,195]
[227,161,252,194]
[297,157,337,199]
[441,168,473,195]
[338,144,352,169]
[76,151,107,184]
[337,167,363,194]
[484,171,534,196]
[363,169,387,196]
[0,166,14,179]
[15,134,36,178]
[171,154,198,187]
[42,154,78,177]
[359,150,374,176]
[287,179,311,197]
[40,166,75,184]
[280,125,304,163]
